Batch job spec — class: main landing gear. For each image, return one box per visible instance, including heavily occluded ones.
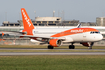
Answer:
[69,43,75,49]
[69,45,75,49]
[48,45,54,49]
[48,44,75,49]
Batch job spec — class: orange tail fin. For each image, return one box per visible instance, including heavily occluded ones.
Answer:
[21,8,34,30]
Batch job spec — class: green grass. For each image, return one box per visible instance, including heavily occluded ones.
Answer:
[0,45,105,70]
[0,55,105,70]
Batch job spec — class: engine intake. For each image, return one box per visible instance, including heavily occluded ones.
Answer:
[49,39,62,47]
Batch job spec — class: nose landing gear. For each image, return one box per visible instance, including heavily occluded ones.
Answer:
[88,42,94,49]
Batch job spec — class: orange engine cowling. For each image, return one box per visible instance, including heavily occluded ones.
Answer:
[49,39,62,47]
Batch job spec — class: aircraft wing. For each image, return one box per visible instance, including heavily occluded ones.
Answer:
[18,35,66,40]
[0,31,66,40]
[19,35,74,43]
[0,31,74,43]
[0,31,26,36]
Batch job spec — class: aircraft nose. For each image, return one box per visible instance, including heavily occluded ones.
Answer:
[97,34,103,41]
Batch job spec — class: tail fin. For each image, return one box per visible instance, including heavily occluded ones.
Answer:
[21,8,34,30]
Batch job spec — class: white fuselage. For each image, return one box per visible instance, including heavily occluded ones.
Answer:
[32,28,103,43]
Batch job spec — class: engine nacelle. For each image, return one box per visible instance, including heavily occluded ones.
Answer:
[80,42,94,47]
[49,39,62,47]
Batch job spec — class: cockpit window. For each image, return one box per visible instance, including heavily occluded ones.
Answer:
[90,31,100,34]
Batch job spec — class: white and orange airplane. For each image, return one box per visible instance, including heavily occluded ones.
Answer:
[1,8,103,49]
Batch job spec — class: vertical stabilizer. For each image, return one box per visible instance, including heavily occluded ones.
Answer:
[21,8,34,30]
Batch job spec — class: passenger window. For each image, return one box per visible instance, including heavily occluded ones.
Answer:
[90,32,92,34]
[90,31,94,34]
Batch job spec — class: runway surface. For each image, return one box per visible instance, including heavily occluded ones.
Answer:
[0,52,105,55]
[0,48,105,55]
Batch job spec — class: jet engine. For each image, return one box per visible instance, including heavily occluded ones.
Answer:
[49,39,62,47]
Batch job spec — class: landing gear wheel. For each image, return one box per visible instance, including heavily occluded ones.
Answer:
[48,45,54,49]
[69,45,72,49]
[69,45,75,49]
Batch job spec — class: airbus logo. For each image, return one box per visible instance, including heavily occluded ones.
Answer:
[22,10,31,27]
[71,29,83,32]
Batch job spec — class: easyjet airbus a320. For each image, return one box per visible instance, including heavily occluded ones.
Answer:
[2,8,103,49]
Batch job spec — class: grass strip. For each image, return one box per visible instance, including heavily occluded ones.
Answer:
[0,55,105,70]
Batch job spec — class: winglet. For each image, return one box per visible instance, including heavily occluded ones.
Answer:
[77,23,81,28]
[21,8,34,30]
[2,32,4,36]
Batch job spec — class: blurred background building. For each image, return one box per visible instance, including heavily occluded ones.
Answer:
[96,17,105,26]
